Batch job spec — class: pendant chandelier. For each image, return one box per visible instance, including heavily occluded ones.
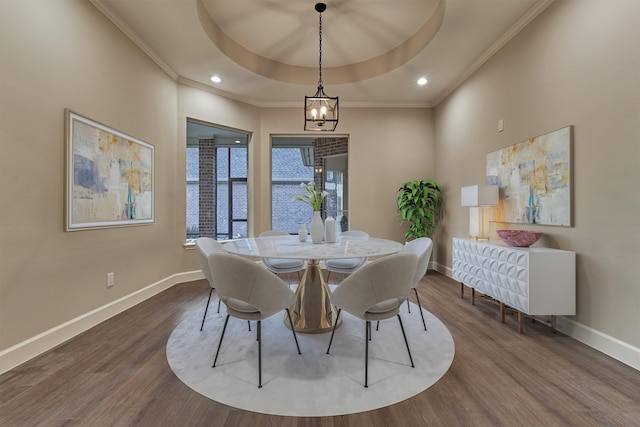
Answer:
[304,3,339,131]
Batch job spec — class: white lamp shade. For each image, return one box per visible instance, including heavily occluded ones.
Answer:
[462,185,498,240]
[461,185,498,207]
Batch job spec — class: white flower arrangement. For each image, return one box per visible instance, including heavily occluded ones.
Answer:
[293,181,327,211]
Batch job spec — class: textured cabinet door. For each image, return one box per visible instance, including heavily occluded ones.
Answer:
[452,238,575,315]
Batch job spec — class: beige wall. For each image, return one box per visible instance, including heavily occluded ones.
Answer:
[256,107,436,240]
[175,104,436,270]
[176,84,261,273]
[434,0,640,348]
[0,0,179,349]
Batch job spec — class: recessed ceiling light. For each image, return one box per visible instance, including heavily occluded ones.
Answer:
[211,75,222,83]
[417,77,428,86]
[234,140,241,144]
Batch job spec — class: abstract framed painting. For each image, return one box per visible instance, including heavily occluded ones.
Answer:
[65,110,154,230]
[486,126,572,226]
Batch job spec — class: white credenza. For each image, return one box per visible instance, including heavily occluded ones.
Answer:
[452,237,575,333]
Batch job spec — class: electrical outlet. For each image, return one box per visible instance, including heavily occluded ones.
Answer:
[107,272,114,288]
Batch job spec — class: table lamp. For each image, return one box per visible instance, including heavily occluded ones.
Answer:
[461,185,498,240]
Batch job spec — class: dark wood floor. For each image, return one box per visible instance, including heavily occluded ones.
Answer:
[1,271,639,426]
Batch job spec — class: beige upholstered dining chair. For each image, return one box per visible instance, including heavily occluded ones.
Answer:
[259,230,305,286]
[195,237,225,331]
[324,230,369,284]
[208,252,302,388]
[401,237,433,331]
[326,252,418,388]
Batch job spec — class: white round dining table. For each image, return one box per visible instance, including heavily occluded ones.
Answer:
[223,235,403,333]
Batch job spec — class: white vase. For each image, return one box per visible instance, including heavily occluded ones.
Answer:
[310,211,324,244]
[298,223,308,242]
[324,216,336,243]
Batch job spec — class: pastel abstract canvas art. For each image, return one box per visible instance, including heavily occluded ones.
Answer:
[66,111,154,230]
[487,126,572,226]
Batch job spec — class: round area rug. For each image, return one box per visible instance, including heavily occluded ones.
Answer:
[166,301,454,417]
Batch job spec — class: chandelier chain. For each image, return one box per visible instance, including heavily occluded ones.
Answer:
[318,10,323,87]
[304,2,337,131]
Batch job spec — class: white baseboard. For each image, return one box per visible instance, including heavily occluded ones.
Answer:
[556,317,640,371]
[0,270,204,375]
[432,261,452,278]
[431,262,639,371]
[3,265,638,375]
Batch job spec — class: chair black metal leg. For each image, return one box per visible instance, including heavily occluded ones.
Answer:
[326,308,341,354]
[365,320,370,388]
[368,320,372,340]
[407,297,411,313]
[285,308,302,355]
[257,320,262,388]
[217,298,221,313]
[376,320,379,331]
[397,314,414,368]
[248,321,251,332]
[200,288,214,331]
[213,314,230,367]
[413,288,427,331]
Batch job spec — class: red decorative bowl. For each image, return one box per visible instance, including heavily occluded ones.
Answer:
[497,230,542,247]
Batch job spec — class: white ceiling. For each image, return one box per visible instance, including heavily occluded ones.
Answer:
[90,0,553,108]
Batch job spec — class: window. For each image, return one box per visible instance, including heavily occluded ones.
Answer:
[271,138,314,233]
[322,154,348,231]
[271,136,348,234]
[186,120,248,241]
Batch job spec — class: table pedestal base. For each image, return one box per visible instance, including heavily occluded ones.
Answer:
[285,260,341,334]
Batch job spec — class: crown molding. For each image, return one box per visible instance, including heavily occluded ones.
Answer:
[177,77,433,109]
[89,0,179,81]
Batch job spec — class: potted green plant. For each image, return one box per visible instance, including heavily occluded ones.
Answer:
[396,179,442,240]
